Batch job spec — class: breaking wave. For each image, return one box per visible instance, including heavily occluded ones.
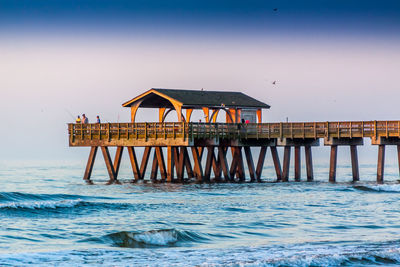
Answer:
[354,184,400,193]
[86,229,209,248]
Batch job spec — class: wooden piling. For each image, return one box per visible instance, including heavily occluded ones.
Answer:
[377,145,385,184]
[304,146,314,182]
[84,146,98,181]
[101,146,117,182]
[350,145,359,182]
[270,146,282,181]
[218,146,231,182]
[244,147,256,182]
[155,147,167,181]
[191,147,204,182]
[167,146,175,182]
[329,145,338,183]
[255,146,267,182]
[140,147,152,179]
[113,146,124,178]
[127,147,141,181]
[282,146,291,182]
[294,146,301,182]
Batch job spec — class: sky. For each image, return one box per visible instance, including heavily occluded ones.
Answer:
[0,0,400,163]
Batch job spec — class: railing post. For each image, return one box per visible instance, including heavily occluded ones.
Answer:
[107,123,110,141]
[280,122,283,139]
[350,121,352,138]
[386,121,388,138]
[145,122,148,141]
[374,120,377,139]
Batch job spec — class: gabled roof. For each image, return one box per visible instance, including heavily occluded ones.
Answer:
[122,88,270,109]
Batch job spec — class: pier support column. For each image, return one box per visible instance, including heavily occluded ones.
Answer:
[270,146,282,181]
[140,147,152,180]
[282,146,291,182]
[84,146,98,181]
[155,147,167,182]
[101,146,117,183]
[294,146,301,182]
[218,146,231,182]
[329,146,338,183]
[325,137,363,183]
[244,147,256,182]
[113,146,124,178]
[167,146,175,182]
[398,145,400,178]
[304,146,314,182]
[377,145,385,184]
[127,147,141,181]
[191,147,204,182]
[204,146,214,183]
[256,146,267,182]
[350,145,360,182]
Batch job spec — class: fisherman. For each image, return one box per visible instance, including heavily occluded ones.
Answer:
[82,114,89,124]
[96,115,101,123]
[76,115,81,124]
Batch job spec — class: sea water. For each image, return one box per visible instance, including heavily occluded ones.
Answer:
[1,160,400,266]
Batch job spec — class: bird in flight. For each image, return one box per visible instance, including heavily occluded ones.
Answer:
[272,81,277,85]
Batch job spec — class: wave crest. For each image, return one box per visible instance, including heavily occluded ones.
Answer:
[0,199,83,210]
[354,184,400,193]
[90,229,209,248]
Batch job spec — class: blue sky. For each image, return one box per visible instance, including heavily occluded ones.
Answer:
[0,0,399,161]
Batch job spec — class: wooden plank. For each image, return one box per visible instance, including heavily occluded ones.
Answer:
[329,145,338,183]
[113,146,124,178]
[377,145,385,184]
[155,147,167,181]
[127,147,141,181]
[282,146,291,182]
[350,145,359,182]
[294,146,301,182]
[255,146,267,182]
[101,146,117,182]
[139,147,152,179]
[270,146,282,181]
[84,146,98,181]
[218,146,231,181]
[304,146,314,182]
[191,147,204,182]
[204,146,214,182]
[244,147,256,182]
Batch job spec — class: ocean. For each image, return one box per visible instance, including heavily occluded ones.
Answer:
[1,159,400,266]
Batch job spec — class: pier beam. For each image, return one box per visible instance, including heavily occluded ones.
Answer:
[140,147,152,179]
[127,147,141,181]
[270,146,282,181]
[244,147,256,182]
[255,146,267,182]
[167,146,175,182]
[101,146,117,183]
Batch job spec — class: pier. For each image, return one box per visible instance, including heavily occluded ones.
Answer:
[68,88,400,184]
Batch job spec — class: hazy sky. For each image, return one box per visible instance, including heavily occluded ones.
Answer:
[0,0,400,162]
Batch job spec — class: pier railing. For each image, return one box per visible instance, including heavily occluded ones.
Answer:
[68,121,400,143]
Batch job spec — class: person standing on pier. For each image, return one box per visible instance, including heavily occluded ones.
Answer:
[76,115,81,124]
[96,116,101,123]
[82,114,89,124]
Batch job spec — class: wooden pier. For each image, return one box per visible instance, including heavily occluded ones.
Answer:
[69,120,400,184]
[68,88,400,184]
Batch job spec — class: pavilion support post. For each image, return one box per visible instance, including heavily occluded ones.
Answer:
[191,147,204,182]
[329,145,338,183]
[270,146,282,181]
[255,146,267,182]
[167,146,175,182]
[282,146,291,182]
[101,146,117,183]
[218,146,231,182]
[377,145,385,184]
[155,147,167,182]
[140,147,152,179]
[84,146,98,181]
[150,150,159,181]
[204,146,214,182]
[350,145,360,182]
[304,146,314,182]
[244,147,256,182]
[127,147,141,181]
[294,146,301,182]
[113,146,124,178]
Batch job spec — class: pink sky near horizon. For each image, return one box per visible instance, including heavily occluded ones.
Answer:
[0,34,399,161]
